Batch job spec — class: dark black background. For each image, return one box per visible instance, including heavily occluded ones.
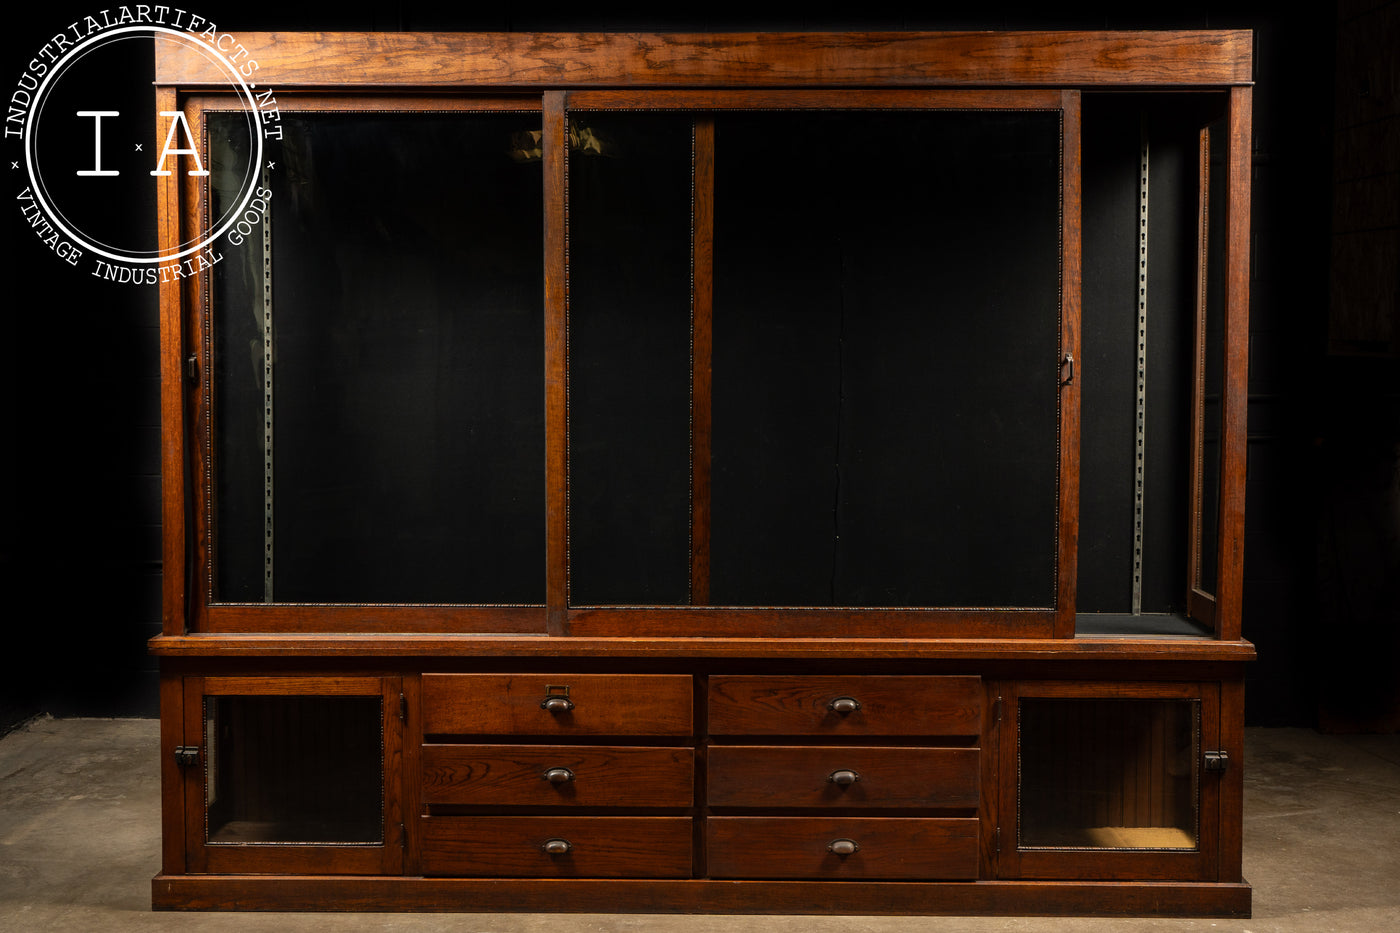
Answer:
[2,3,1394,731]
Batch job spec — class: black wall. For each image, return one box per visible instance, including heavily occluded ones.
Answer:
[3,3,1389,732]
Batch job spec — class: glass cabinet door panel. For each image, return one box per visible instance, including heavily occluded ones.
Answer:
[1019,697,1199,850]
[710,111,1062,608]
[204,694,382,844]
[208,111,545,605]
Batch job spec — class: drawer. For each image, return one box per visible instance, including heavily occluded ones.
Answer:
[707,817,979,880]
[709,675,982,736]
[422,744,694,807]
[421,816,692,877]
[707,746,979,809]
[422,674,692,736]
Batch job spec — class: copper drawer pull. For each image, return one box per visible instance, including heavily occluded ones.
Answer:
[827,838,860,856]
[827,769,860,786]
[541,838,573,855]
[828,696,862,714]
[543,767,575,785]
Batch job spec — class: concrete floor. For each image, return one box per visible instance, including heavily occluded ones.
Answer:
[1,719,1396,933]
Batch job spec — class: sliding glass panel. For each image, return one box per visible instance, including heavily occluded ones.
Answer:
[566,108,1062,610]
[208,111,544,604]
[710,111,1062,608]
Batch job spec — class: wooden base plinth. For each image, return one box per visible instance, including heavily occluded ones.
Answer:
[152,875,1251,917]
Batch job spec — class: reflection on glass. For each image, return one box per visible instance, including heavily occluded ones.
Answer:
[209,112,545,604]
[1019,698,1198,849]
[205,695,382,844]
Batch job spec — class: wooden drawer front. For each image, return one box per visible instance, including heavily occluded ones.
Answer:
[422,674,693,736]
[421,816,693,877]
[423,745,694,807]
[708,675,982,736]
[707,746,979,809]
[707,817,979,880]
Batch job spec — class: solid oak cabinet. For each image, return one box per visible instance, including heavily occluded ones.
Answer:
[151,31,1255,916]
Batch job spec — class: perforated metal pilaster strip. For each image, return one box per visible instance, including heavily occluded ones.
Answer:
[1132,122,1149,616]
[262,163,274,603]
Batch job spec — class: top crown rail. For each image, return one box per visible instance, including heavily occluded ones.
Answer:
[155,30,1254,90]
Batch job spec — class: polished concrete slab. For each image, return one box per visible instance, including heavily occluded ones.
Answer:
[1,718,1396,932]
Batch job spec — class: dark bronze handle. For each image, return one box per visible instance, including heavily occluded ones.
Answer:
[541,838,573,855]
[541,696,575,712]
[828,769,860,786]
[828,696,862,714]
[543,767,575,785]
[827,838,860,856]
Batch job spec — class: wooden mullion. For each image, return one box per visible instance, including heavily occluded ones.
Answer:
[1054,90,1083,639]
[690,118,715,606]
[158,87,187,637]
[183,95,213,634]
[1214,87,1251,642]
[543,90,569,635]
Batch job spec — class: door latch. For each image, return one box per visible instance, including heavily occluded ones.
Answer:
[1204,750,1229,773]
[174,745,200,767]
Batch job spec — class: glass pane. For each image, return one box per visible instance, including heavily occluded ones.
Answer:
[710,110,1062,608]
[1196,120,1227,595]
[1019,698,1199,849]
[208,111,545,604]
[204,695,382,844]
[568,113,694,605]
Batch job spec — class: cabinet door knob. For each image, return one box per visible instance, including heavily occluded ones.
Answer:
[828,696,862,714]
[541,838,573,855]
[827,769,860,786]
[827,838,860,856]
[543,767,575,785]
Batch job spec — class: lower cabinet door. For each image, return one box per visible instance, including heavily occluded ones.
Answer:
[999,680,1224,881]
[182,675,404,875]
[707,817,980,880]
[420,816,693,877]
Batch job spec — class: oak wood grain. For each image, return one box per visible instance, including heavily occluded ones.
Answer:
[155,32,1254,89]
[707,746,978,809]
[708,675,981,736]
[421,745,694,807]
[707,817,979,880]
[422,673,693,735]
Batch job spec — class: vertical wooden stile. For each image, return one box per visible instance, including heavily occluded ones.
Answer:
[157,87,186,637]
[690,118,715,606]
[1054,90,1083,639]
[1214,87,1251,642]
[543,91,569,634]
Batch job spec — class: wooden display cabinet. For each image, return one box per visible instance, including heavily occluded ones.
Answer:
[151,31,1255,916]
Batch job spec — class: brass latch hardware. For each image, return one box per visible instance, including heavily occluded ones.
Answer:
[540,684,574,712]
[184,356,198,381]
[1204,750,1229,773]
[173,746,200,767]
